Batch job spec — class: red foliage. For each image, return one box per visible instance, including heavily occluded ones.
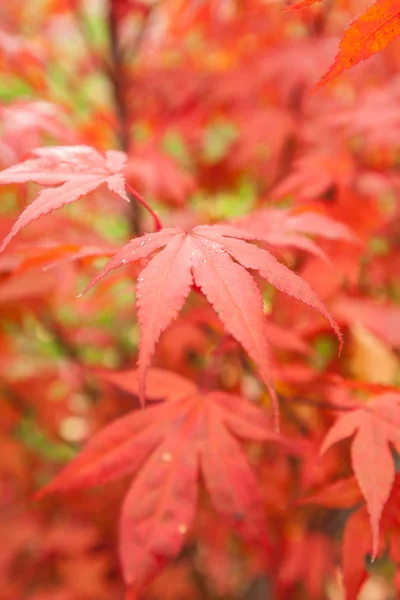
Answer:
[0,0,399,599]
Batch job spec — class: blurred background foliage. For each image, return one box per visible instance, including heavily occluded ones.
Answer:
[0,0,399,599]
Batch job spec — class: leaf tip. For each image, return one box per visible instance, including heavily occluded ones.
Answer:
[33,485,51,502]
[77,280,95,297]
[319,437,330,457]
[370,535,379,563]
[0,238,10,254]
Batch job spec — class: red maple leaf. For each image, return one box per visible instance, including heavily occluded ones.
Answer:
[321,392,400,557]
[233,208,358,262]
[340,476,400,600]
[81,224,341,413]
[341,506,374,600]
[38,369,285,589]
[0,145,131,252]
[272,151,355,203]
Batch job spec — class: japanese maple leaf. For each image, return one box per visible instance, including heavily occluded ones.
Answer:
[321,392,400,557]
[342,507,374,600]
[316,0,400,89]
[272,151,355,203]
[81,224,341,411]
[38,369,284,589]
[0,145,130,252]
[233,208,358,262]
[341,476,400,600]
[302,473,400,599]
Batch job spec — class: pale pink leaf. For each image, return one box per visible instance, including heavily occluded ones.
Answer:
[136,234,193,405]
[80,228,180,296]
[1,177,108,252]
[218,235,342,349]
[191,235,277,407]
[0,145,130,251]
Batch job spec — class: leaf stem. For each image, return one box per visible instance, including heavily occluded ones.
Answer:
[125,183,162,232]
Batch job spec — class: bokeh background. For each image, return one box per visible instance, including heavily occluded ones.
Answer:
[0,1,399,599]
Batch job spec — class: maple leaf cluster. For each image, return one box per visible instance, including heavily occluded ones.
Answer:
[0,0,399,600]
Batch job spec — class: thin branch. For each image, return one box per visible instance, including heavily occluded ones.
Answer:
[108,1,141,234]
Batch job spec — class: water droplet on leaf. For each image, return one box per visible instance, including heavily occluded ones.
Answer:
[161,452,172,463]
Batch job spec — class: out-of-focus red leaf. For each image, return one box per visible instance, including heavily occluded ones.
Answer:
[100,367,198,403]
[321,392,400,557]
[124,146,195,206]
[39,373,285,588]
[234,207,358,261]
[342,507,372,600]
[300,476,362,509]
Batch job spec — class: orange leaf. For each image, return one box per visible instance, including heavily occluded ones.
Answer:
[316,0,400,89]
